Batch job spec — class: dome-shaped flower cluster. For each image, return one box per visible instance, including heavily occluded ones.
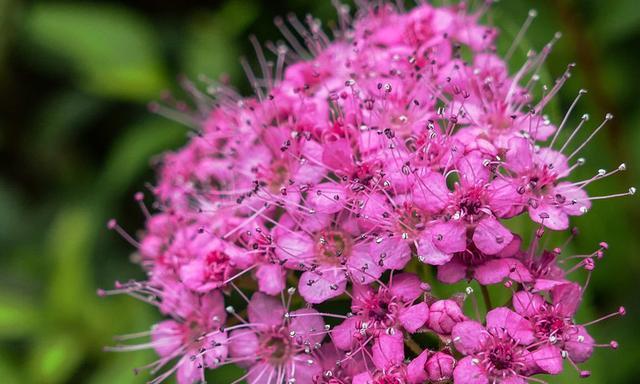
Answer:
[103,2,632,383]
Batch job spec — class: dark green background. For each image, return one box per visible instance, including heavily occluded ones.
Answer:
[0,0,638,383]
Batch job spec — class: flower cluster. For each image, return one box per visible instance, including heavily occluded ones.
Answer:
[103,2,632,383]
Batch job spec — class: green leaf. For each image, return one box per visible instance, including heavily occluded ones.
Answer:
[594,0,640,42]
[46,205,96,319]
[0,351,20,384]
[95,116,185,201]
[89,351,154,384]
[0,292,38,339]
[181,0,259,80]
[27,333,84,384]
[24,3,167,101]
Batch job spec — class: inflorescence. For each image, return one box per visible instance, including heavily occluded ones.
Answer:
[102,2,632,383]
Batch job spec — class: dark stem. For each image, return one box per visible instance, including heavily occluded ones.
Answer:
[480,285,493,312]
[405,335,422,355]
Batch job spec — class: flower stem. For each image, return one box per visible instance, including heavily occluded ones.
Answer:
[405,335,422,355]
[480,285,493,312]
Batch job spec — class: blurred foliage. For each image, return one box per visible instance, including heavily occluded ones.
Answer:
[0,0,638,383]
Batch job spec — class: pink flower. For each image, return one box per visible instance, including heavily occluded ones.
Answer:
[436,237,531,285]
[504,137,590,230]
[512,286,594,369]
[451,309,542,383]
[330,273,429,350]
[275,213,410,303]
[431,152,515,256]
[228,292,326,384]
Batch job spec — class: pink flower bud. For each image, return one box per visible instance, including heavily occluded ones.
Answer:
[425,352,456,382]
[427,300,465,334]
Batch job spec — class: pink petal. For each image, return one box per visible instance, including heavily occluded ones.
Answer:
[406,350,430,384]
[551,283,582,317]
[256,263,286,295]
[372,332,405,369]
[369,236,411,270]
[432,221,467,254]
[453,356,489,384]
[347,245,384,285]
[417,230,453,265]
[452,321,486,354]
[246,362,275,384]
[177,355,203,384]
[564,325,594,363]
[472,216,513,255]
[290,308,326,346]
[413,171,449,213]
[457,151,490,187]
[474,258,513,285]
[293,356,322,384]
[299,269,347,304]
[488,178,523,218]
[555,182,591,216]
[428,300,466,334]
[425,352,456,382]
[248,292,285,327]
[534,148,569,175]
[436,257,467,284]
[389,273,424,302]
[505,137,533,174]
[322,138,353,174]
[228,329,259,362]
[507,260,534,283]
[308,182,347,214]
[486,307,534,345]
[399,302,430,333]
[512,291,545,317]
[275,233,314,267]
[528,203,569,231]
[497,235,522,257]
[330,317,358,350]
[353,372,373,384]
[178,258,208,292]
[199,289,228,326]
[151,320,183,358]
[202,332,228,367]
[357,193,392,231]
[531,344,563,374]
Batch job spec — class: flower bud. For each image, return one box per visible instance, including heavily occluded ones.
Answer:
[425,352,456,382]
[427,300,465,334]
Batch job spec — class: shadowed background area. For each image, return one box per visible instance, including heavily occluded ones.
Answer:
[0,0,638,383]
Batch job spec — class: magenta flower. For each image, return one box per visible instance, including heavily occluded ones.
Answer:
[330,273,429,350]
[451,308,541,383]
[228,292,326,384]
[431,152,515,256]
[103,2,630,383]
[275,213,411,303]
[504,137,590,229]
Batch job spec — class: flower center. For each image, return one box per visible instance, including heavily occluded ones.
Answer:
[396,204,425,238]
[532,307,571,341]
[205,251,232,282]
[260,328,293,364]
[262,160,290,193]
[354,290,399,330]
[453,186,488,221]
[315,230,352,264]
[488,344,515,370]
[479,331,525,376]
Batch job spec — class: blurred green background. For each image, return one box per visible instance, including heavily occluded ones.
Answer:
[0,0,638,383]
